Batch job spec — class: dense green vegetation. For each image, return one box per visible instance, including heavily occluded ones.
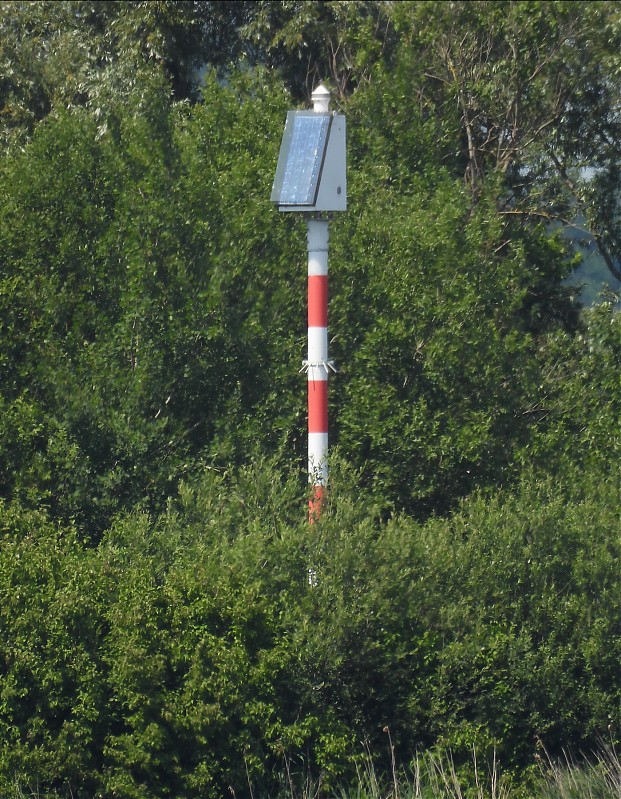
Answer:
[0,1,618,797]
[1,458,619,798]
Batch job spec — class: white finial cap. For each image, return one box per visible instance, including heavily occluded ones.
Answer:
[311,83,331,113]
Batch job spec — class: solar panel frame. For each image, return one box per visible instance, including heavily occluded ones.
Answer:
[271,111,333,207]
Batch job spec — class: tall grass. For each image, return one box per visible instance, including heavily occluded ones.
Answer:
[342,748,511,799]
[535,742,621,799]
[280,744,621,799]
[8,745,621,798]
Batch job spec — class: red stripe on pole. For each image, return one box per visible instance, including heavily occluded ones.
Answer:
[308,275,328,327]
[308,379,328,433]
[309,484,325,523]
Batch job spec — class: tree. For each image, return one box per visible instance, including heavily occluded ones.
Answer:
[240,1,621,280]
[329,172,580,515]
[0,3,615,529]
[240,0,399,100]
[0,65,304,534]
[520,297,621,476]
[0,0,236,147]
[381,1,621,279]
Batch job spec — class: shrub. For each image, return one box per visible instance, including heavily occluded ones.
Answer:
[0,456,617,797]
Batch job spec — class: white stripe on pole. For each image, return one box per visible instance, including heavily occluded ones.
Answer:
[308,326,328,363]
[308,432,329,483]
[307,223,329,273]
[308,252,328,276]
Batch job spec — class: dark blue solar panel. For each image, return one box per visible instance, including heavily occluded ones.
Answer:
[271,112,331,206]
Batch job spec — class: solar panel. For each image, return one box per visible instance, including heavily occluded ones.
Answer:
[271,112,332,207]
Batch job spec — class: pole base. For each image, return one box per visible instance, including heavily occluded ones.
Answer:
[308,484,325,524]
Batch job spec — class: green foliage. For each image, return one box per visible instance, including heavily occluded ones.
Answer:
[0,9,613,531]
[422,469,620,767]
[240,0,399,100]
[0,67,303,534]
[0,0,224,146]
[521,300,621,475]
[329,167,579,515]
[0,7,618,798]
[535,745,621,799]
[244,0,621,278]
[0,504,109,796]
[319,26,588,515]
[0,456,617,796]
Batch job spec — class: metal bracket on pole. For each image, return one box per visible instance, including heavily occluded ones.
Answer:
[299,360,337,375]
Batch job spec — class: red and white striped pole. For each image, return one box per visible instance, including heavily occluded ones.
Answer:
[306,217,333,520]
[306,84,333,521]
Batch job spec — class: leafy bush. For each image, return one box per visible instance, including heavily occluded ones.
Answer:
[0,455,618,797]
